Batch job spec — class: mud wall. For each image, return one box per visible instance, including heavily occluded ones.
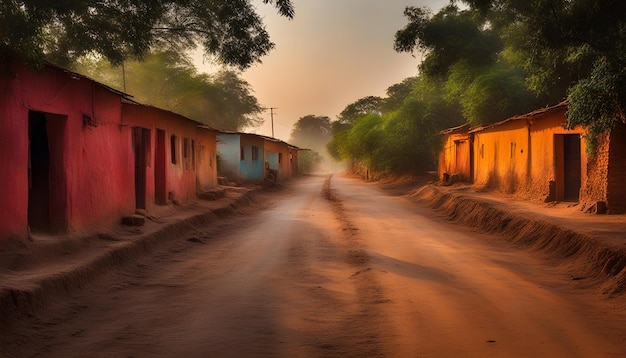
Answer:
[0,63,28,241]
[526,110,586,201]
[122,103,202,209]
[439,133,471,182]
[217,133,265,182]
[0,60,135,243]
[290,147,299,176]
[580,132,609,212]
[606,123,626,213]
[470,107,586,202]
[196,127,218,191]
[264,140,291,181]
[472,120,529,194]
[239,134,265,182]
[217,133,242,182]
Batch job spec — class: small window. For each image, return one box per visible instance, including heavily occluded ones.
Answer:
[251,146,259,161]
[278,152,283,164]
[480,144,484,159]
[170,135,178,164]
[510,142,516,159]
[240,146,245,161]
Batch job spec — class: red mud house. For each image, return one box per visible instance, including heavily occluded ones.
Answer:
[121,101,218,211]
[0,58,218,244]
[438,101,626,213]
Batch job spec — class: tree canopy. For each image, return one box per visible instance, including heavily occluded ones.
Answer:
[394,4,542,126]
[73,51,263,131]
[289,115,332,152]
[327,77,464,174]
[330,0,626,177]
[1,0,294,68]
[395,0,626,151]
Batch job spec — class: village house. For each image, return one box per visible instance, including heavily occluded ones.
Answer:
[0,57,219,244]
[121,101,219,211]
[217,132,266,183]
[217,132,299,183]
[439,101,626,213]
[263,136,299,181]
[288,144,300,177]
[438,123,471,184]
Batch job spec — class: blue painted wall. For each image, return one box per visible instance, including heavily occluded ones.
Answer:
[240,135,265,181]
[217,133,265,182]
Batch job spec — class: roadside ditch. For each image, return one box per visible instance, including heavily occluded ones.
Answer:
[409,185,626,298]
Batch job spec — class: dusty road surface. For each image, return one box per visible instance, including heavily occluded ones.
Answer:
[2,173,626,357]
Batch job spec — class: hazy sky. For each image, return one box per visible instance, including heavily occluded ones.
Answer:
[194,0,450,141]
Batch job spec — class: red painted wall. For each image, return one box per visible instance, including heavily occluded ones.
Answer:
[0,59,135,243]
[122,103,214,210]
[0,66,28,241]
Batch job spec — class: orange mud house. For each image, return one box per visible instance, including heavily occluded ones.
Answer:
[0,57,218,244]
[439,101,626,213]
[438,123,472,183]
[263,136,299,181]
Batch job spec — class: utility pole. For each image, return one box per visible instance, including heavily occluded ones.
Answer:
[269,107,277,138]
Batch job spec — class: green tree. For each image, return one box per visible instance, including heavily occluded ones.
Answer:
[335,96,384,126]
[297,150,322,174]
[209,70,264,130]
[1,0,294,68]
[377,99,439,174]
[395,5,502,77]
[394,4,540,126]
[328,96,380,161]
[344,113,385,168]
[328,75,465,174]
[288,115,334,173]
[289,115,333,160]
[458,0,626,152]
[72,51,263,131]
[383,77,420,112]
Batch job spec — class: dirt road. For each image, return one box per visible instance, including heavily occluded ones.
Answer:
[2,173,625,357]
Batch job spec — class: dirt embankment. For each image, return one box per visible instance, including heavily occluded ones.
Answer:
[409,185,626,298]
[0,186,266,325]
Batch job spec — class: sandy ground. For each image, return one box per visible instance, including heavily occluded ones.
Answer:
[1,173,626,357]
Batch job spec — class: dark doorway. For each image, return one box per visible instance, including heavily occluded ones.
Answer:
[155,129,167,205]
[28,111,51,232]
[554,134,581,201]
[563,134,582,201]
[133,127,150,210]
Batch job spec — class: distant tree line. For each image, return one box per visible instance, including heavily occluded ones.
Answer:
[328,0,626,175]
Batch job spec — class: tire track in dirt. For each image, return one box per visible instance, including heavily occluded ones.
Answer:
[321,174,393,357]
